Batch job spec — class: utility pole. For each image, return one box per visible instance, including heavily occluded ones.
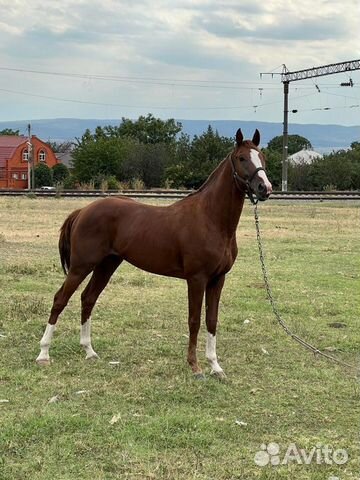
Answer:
[282,81,289,191]
[261,59,360,191]
[27,124,32,190]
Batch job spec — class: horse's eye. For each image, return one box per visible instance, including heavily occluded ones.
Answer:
[239,157,246,162]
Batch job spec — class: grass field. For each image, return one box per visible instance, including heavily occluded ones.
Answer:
[0,197,359,480]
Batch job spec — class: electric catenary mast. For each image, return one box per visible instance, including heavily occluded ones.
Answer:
[263,59,360,191]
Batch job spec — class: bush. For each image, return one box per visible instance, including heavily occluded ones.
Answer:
[62,175,77,189]
[79,180,95,191]
[52,163,70,184]
[131,178,145,190]
[106,176,120,190]
[118,181,131,190]
[99,177,120,192]
[33,163,52,188]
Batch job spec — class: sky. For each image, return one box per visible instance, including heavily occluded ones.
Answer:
[1,0,360,126]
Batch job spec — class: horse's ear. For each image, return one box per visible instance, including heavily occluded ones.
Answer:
[236,128,243,146]
[252,129,260,146]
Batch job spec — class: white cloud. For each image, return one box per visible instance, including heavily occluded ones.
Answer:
[0,0,359,125]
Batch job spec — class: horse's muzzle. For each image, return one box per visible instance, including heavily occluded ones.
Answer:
[256,181,272,201]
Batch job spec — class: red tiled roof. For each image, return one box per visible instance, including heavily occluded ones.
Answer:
[0,136,27,147]
[0,136,27,167]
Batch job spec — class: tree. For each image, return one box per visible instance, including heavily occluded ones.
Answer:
[166,127,233,189]
[288,142,360,191]
[33,163,52,187]
[187,126,233,188]
[121,143,173,188]
[316,152,356,190]
[262,149,282,190]
[52,163,70,184]
[72,117,181,187]
[268,134,312,155]
[165,133,192,187]
[0,128,20,135]
[347,141,360,189]
[72,131,134,183]
[117,114,182,144]
[288,161,313,190]
[46,140,73,153]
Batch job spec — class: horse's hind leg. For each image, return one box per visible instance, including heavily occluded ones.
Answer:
[36,266,92,365]
[80,255,122,360]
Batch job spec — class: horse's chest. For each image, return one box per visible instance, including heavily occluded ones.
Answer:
[220,248,235,272]
[213,241,237,275]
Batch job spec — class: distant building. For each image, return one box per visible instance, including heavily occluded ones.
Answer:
[55,151,74,169]
[288,149,323,165]
[0,135,58,189]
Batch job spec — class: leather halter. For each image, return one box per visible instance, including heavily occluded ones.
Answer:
[229,154,266,205]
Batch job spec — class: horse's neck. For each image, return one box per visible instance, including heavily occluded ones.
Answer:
[200,156,246,238]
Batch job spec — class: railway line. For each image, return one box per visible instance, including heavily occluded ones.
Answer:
[0,188,359,201]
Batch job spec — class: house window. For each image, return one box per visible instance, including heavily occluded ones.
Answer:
[22,149,29,161]
[39,150,46,162]
[12,173,19,179]
[21,173,27,180]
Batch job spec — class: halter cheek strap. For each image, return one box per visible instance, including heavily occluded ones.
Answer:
[230,156,265,205]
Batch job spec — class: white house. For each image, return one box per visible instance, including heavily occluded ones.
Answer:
[288,149,323,165]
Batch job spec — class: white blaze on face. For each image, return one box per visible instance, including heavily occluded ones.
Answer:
[250,149,272,194]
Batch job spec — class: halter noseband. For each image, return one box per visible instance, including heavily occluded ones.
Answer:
[230,155,265,205]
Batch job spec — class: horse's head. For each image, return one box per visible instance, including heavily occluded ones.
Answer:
[231,128,272,203]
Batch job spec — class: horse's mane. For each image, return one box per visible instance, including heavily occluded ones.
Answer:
[187,153,231,197]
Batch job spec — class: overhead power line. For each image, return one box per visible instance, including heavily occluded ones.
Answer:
[1,86,357,115]
[0,66,358,92]
[0,66,284,90]
[0,86,285,110]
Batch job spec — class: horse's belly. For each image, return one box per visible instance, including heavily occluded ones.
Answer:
[125,255,185,278]
[122,244,185,279]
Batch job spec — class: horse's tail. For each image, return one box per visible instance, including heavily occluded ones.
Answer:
[59,209,81,275]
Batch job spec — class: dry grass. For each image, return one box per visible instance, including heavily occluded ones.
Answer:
[0,197,359,480]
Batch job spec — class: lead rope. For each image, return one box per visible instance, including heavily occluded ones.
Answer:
[254,203,358,373]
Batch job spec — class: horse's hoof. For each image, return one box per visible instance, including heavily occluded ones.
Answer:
[210,369,227,381]
[194,372,206,381]
[85,353,99,361]
[36,358,51,366]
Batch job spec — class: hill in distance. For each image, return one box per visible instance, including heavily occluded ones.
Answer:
[0,118,359,151]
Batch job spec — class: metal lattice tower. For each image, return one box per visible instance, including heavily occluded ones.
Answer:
[281,59,360,83]
[262,59,360,191]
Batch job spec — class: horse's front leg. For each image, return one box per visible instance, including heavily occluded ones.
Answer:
[186,276,206,379]
[205,274,226,379]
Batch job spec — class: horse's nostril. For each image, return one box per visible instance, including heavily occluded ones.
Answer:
[258,183,266,193]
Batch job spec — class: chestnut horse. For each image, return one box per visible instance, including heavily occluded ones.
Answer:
[36,128,272,378]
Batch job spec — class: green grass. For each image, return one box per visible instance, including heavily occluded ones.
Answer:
[0,197,359,479]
